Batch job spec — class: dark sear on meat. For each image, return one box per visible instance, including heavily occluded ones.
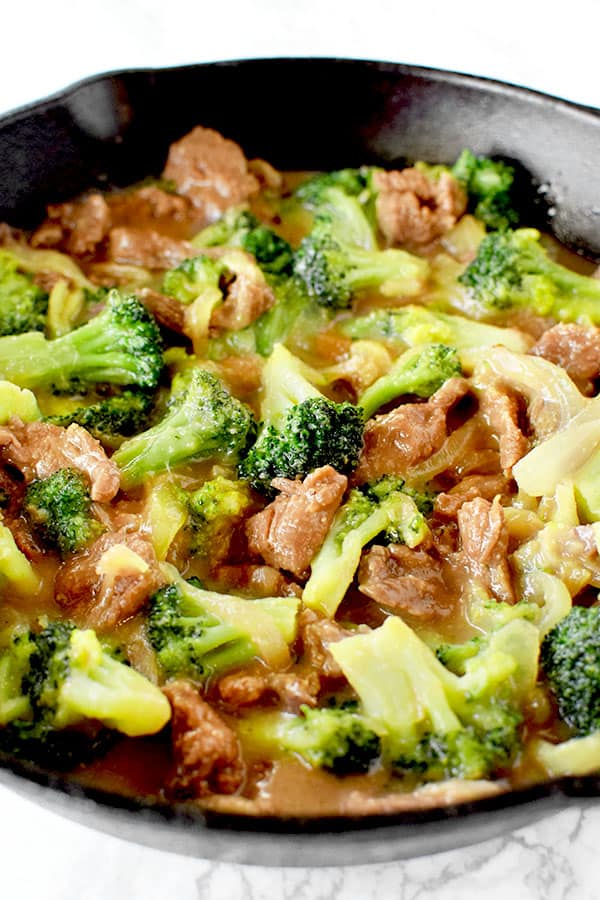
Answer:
[1,121,599,818]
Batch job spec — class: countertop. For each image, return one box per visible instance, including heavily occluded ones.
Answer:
[1,1,599,897]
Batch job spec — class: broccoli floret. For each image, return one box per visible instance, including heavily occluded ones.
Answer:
[540,606,600,736]
[361,475,435,517]
[358,343,461,418]
[252,703,381,775]
[339,305,531,355]
[0,290,163,391]
[435,637,485,676]
[459,228,600,321]
[193,208,294,276]
[238,344,364,493]
[0,621,171,768]
[46,390,155,447]
[148,574,300,674]
[186,475,253,558]
[294,225,429,310]
[303,485,430,617]
[452,149,519,231]
[113,368,256,488]
[24,469,101,555]
[147,582,256,680]
[329,615,533,783]
[162,254,223,305]
[295,168,372,207]
[392,702,521,781]
[0,250,48,336]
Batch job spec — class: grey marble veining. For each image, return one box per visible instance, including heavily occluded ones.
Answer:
[2,782,599,900]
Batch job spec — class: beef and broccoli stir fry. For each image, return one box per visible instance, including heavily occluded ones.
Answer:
[1,126,600,817]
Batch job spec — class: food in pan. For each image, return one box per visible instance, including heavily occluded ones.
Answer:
[0,126,600,816]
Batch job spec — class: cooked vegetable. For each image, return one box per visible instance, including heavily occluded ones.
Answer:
[46,390,155,447]
[113,367,256,487]
[451,150,519,231]
[239,343,364,493]
[460,228,600,321]
[0,290,163,391]
[24,468,101,555]
[0,249,48,336]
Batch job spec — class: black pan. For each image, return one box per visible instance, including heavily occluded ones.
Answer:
[0,58,599,867]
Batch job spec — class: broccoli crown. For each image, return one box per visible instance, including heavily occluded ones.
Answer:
[239,397,364,493]
[540,606,600,735]
[392,700,521,781]
[362,475,435,517]
[46,390,155,447]
[190,209,294,276]
[0,620,170,767]
[435,637,485,675]
[0,250,48,336]
[458,228,600,320]
[187,475,253,558]
[113,368,257,487]
[0,290,164,392]
[294,227,428,310]
[24,468,100,555]
[277,703,381,775]
[295,168,370,207]
[162,255,222,303]
[147,582,255,680]
[359,343,462,418]
[451,149,518,231]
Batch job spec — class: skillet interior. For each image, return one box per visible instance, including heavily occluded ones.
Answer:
[0,57,599,866]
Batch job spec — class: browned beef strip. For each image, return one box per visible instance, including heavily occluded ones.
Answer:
[0,420,120,503]
[531,323,600,393]
[358,544,451,618]
[163,680,244,798]
[246,466,348,578]
[477,384,529,475]
[162,126,259,223]
[457,496,515,604]
[54,529,165,630]
[434,473,509,519]
[218,669,320,712]
[137,287,186,333]
[299,609,366,678]
[353,378,470,485]
[31,194,111,256]
[210,272,275,332]
[210,563,301,598]
[373,168,467,247]
[108,185,191,228]
[106,227,201,270]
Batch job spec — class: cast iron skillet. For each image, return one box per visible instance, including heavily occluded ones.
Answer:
[0,58,599,867]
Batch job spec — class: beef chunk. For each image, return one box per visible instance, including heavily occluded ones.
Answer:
[354,378,470,485]
[477,384,529,475]
[299,609,366,678]
[358,544,451,618]
[218,669,320,712]
[162,126,259,223]
[163,680,244,798]
[210,563,301,598]
[107,227,200,270]
[137,287,186,333]
[246,466,347,577]
[0,420,120,502]
[434,473,510,519]
[457,496,515,604]
[109,185,191,228]
[54,529,164,630]
[531,323,600,393]
[31,193,111,256]
[373,168,467,247]
[210,271,275,332]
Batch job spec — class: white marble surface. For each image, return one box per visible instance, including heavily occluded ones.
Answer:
[1,0,600,896]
